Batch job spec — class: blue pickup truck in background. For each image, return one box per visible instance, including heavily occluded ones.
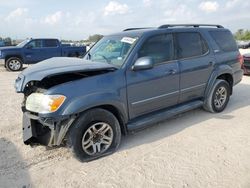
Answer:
[0,38,86,71]
[0,41,5,47]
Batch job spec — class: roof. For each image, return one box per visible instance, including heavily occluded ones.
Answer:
[109,28,157,37]
[109,24,226,37]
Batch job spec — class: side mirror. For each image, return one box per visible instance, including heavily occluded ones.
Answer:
[132,57,154,71]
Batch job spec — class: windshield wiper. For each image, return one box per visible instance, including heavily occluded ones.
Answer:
[87,53,118,68]
[99,54,110,63]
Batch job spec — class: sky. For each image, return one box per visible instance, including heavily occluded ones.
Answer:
[0,0,249,40]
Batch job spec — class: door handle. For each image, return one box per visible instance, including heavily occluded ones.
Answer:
[165,69,177,75]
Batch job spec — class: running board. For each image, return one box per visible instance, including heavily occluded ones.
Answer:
[127,100,203,132]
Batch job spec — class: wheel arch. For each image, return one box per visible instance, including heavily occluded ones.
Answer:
[217,73,233,95]
[204,65,234,101]
[91,104,128,135]
[5,55,24,63]
[63,101,128,135]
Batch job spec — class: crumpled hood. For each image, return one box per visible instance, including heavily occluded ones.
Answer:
[15,57,116,92]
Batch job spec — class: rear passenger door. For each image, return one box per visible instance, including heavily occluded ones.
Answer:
[176,32,215,103]
[126,33,180,119]
[42,39,61,60]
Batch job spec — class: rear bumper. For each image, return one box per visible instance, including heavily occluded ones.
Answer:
[22,112,76,147]
[233,69,244,85]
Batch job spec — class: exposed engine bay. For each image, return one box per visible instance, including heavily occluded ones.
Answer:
[22,69,115,97]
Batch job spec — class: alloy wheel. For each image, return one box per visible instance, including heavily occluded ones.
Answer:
[214,86,227,108]
[8,59,21,71]
[82,122,114,156]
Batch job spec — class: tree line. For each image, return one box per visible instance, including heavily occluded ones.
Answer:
[61,34,104,44]
[234,29,250,41]
[0,34,103,46]
[0,37,12,46]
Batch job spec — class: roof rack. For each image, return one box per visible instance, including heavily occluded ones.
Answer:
[158,24,224,29]
[123,27,152,31]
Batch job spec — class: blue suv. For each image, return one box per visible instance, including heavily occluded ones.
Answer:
[15,24,243,162]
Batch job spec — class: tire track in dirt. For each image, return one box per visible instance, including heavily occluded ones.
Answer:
[0,142,71,176]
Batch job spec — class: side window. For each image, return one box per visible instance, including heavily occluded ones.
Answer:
[209,31,238,52]
[176,32,209,59]
[27,40,42,48]
[44,39,58,48]
[138,34,174,64]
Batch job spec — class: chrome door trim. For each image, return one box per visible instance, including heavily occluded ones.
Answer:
[132,91,179,106]
[181,83,206,92]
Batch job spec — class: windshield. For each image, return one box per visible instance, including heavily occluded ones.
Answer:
[84,36,138,67]
[17,39,30,47]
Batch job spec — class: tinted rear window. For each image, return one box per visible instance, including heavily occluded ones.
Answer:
[209,31,238,52]
[176,32,209,59]
[44,39,58,47]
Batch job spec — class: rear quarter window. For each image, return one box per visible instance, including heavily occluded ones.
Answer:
[209,31,238,52]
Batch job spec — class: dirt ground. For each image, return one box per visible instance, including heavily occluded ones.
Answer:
[0,61,250,188]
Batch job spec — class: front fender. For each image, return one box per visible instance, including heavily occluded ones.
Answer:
[61,92,128,122]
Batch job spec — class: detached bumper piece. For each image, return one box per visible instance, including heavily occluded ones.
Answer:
[22,112,76,147]
[242,65,250,75]
[243,58,250,75]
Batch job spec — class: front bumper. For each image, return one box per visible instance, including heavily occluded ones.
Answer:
[233,69,244,85]
[23,112,76,147]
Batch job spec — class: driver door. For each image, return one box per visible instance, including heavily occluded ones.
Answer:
[23,39,44,64]
[126,34,180,119]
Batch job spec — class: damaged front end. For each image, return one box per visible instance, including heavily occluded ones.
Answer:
[23,112,77,147]
[15,58,117,147]
[23,111,76,147]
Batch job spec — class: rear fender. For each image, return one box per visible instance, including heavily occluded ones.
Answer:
[204,64,233,102]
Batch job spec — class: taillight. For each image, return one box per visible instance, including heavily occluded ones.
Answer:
[238,54,244,66]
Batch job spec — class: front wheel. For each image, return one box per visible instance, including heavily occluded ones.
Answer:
[68,108,121,162]
[6,57,23,71]
[203,79,230,113]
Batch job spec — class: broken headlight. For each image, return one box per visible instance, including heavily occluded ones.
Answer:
[26,93,66,114]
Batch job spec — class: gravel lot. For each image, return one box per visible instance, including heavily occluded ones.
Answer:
[0,62,250,188]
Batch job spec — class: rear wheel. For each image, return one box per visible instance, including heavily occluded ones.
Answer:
[203,79,230,113]
[68,108,121,162]
[6,57,23,71]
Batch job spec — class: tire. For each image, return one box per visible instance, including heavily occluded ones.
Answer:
[68,108,121,162]
[203,79,230,113]
[6,57,23,71]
